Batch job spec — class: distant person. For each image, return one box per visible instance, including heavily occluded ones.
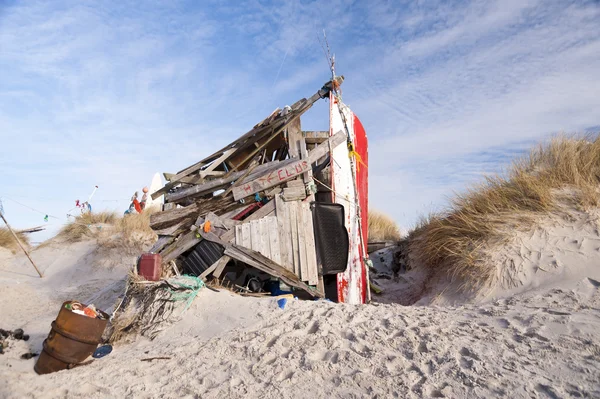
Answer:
[140,187,149,210]
[131,191,142,213]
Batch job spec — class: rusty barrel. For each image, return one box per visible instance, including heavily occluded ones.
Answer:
[34,301,108,375]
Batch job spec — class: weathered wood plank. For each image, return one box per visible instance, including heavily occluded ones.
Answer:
[287,117,302,158]
[241,223,251,248]
[211,255,231,279]
[231,130,346,201]
[223,244,323,298]
[283,185,306,201]
[296,201,309,282]
[220,199,275,243]
[235,225,243,246]
[303,130,329,144]
[250,220,261,255]
[259,217,270,258]
[197,149,236,179]
[171,148,235,184]
[289,201,300,276]
[302,202,319,286]
[232,159,310,201]
[150,203,199,229]
[164,158,294,203]
[267,216,281,264]
[275,195,293,271]
[149,235,174,254]
[159,231,201,263]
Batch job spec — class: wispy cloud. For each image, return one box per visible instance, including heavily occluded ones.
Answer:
[0,0,599,240]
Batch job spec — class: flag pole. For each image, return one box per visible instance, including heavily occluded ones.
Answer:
[0,213,43,278]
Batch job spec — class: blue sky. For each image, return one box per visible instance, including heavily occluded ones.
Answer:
[1,0,599,242]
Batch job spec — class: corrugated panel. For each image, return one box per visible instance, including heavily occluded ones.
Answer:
[181,240,225,276]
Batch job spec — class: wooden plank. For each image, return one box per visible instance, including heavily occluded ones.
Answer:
[221,159,258,197]
[259,217,270,258]
[289,201,300,276]
[149,203,199,229]
[266,216,281,264]
[231,130,346,201]
[211,255,231,279]
[220,199,275,243]
[223,244,323,298]
[153,219,194,237]
[283,185,306,201]
[222,130,282,178]
[302,202,319,286]
[154,81,340,201]
[149,236,174,254]
[287,117,302,158]
[275,195,293,271]
[232,159,310,201]
[249,220,260,254]
[235,225,243,246]
[163,158,294,202]
[171,148,235,183]
[303,130,329,144]
[160,231,201,263]
[296,201,308,282]
[241,223,251,248]
[198,149,236,179]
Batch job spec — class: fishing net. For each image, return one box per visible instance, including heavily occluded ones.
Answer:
[108,274,204,343]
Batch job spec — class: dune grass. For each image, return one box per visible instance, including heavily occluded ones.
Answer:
[0,227,30,252]
[56,211,120,241]
[55,210,156,250]
[407,134,600,294]
[368,210,401,241]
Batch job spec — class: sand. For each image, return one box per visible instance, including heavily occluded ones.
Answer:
[1,212,600,398]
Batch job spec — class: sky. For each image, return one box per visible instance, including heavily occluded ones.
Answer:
[1,0,599,243]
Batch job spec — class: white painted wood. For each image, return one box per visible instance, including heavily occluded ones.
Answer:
[302,202,319,286]
[259,217,269,257]
[266,216,281,264]
[276,195,293,271]
[250,220,260,253]
[289,201,300,276]
[296,201,309,282]
[235,225,243,246]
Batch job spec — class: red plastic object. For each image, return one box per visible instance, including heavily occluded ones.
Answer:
[138,253,162,281]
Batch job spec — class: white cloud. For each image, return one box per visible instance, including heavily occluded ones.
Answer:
[0,0,599,241]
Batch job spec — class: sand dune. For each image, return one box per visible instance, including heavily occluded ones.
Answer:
[2,225,600,398]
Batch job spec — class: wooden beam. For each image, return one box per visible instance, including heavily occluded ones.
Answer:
[221,199,275,243]
[287,117,302,158]
[164,159,295,203]
[232,159,311,201]
[198,148,236,179]
[224,244,323,298]
[303,130,329,144]
[159,231,201,263]
[212,255,231,279]
[231,130,346,201]
[150,203,200,229]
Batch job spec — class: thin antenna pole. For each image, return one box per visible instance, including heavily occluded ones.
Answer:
[0,212,43,278]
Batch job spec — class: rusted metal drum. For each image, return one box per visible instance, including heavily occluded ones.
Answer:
[34,301,108,375]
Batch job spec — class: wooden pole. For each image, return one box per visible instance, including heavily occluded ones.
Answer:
[0,213,43,278]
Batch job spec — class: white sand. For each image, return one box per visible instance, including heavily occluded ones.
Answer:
[2,211,600,398]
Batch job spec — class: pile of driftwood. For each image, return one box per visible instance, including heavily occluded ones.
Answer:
[146,78,347,299]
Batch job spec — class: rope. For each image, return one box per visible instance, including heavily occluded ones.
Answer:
[166,275,205,315]
[0,196,61,220]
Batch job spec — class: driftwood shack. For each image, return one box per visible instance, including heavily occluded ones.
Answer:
[147,76,370,304]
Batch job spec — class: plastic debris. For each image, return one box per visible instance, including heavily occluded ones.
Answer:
[92,345,113,359]
[66,302,105,319]
[277,298,287,309]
